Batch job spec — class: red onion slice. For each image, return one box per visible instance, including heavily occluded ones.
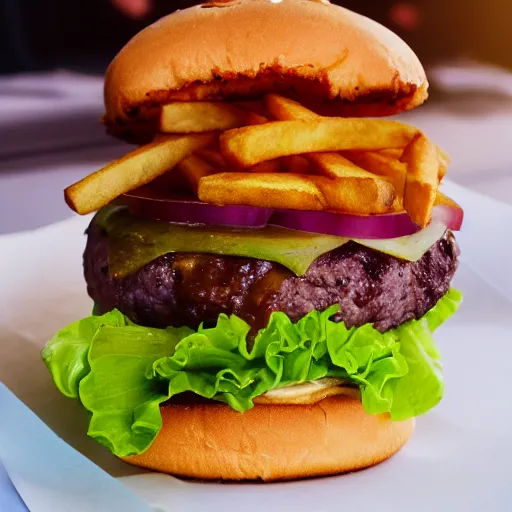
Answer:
[269,209,421,239]
[121,188,463,238]
[122,192,272,228]
[270,203,463,239]
[432,204,464,231]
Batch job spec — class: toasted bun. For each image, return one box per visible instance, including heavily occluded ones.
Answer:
[122,396,415,481]
[104,0,428,135]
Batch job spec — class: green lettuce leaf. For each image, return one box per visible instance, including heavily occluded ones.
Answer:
[41,310,129,398]
[389,290,462,420]
[42,289,462,458]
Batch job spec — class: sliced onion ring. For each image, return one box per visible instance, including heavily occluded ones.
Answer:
[272,205,462,238]
[270,209,420,239]
[123,190,272,228]
[431,203,464,232]
[121,188,463,239]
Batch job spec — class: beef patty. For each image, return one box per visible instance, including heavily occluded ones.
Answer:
[84,224,459,333]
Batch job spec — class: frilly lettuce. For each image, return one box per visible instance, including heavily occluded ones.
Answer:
[42,289,462,457]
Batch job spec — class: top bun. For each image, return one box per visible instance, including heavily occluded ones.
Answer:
[104,0,428,131]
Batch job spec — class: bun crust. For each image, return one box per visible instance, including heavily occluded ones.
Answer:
[122,396,415,481]
[104,0,428,130]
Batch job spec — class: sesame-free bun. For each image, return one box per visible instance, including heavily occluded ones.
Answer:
[104,0,428,133]
[121,396,415,481]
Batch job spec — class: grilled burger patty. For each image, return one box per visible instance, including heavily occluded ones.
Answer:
[85,224,459,333]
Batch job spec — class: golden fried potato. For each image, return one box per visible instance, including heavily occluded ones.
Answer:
[280,155,311,174]
[245,112,269,125]
[266,94,400,207]
[308,175,395,215]
[232,100,269,118]
[307,152,395,213]
[435,191,461,209]
[196,149,229,169]
[266,93,449,181]
[307,152,374,179]
[265,93,319,121]
[343,150,407,194]
[220,119,417,168]
[65,133,216,214]
[375,148,403,159]
[377,145,448,180]
[401,134,439,227]
[160,102,252,133]
[266,93,449,180]
[437,147,450,181]
[250,160,282,173]
[198,172,326,210]
[177,154,218,195]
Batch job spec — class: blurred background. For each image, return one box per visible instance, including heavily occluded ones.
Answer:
[0,0,511,233]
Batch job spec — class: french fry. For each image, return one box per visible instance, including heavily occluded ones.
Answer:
[376,145,448,179]
[267,92,448,178]
[345,148,447,188]
[232,100,269,118]
[307,152,395,213]
[376,145,448,180]
[342,151,406,212]
[266,93,449,179]
[437,147,450,167]
[307,152,376,180]
[65,133,216,214]
[343,150,407,194]
[199,172,326,210]
[438,163,447,181]
[311,176,395,214]
[220,119,418,168]
[196,149,229,169]
[305,167,395,215]
[401,133,439,227]
[245,112,270,125]
[267,96,395,187]
[281,155,311,174]
[250,160,282,173]
[266,93,319,121]
[437,147,450,181]
[177,154,218,195]
[160,102,252,133]
[266,94,398,180]
[375,148,403,159]
[435,190,461,209]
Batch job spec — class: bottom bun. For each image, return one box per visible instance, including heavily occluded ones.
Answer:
[122,396,415,481]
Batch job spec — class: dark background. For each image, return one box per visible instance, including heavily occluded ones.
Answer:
[1,0,511,75]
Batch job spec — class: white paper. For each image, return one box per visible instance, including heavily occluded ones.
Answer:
[0,385,153,512]
[0,182,511,511]
[0,460,27,512]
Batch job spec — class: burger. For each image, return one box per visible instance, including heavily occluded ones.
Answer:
[42,0,464,481]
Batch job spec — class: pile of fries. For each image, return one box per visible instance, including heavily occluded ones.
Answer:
[65,94,449,227]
